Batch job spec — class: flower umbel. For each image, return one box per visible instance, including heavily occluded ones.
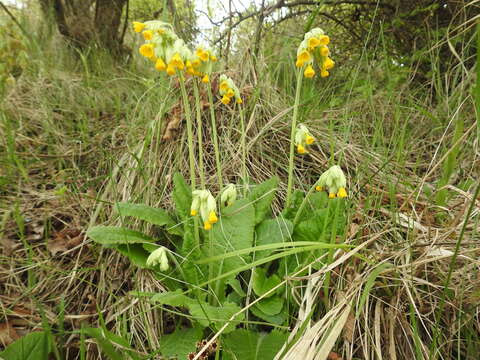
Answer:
[146,247,169,271]
[315,165,348,198]
[218,74,242,105]
[296,28,334,78]
[294,124,315,154]
[191,190,218,230]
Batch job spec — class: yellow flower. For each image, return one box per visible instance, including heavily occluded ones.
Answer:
[166,65,176,76]
[155,58,166,71]
[337,187,348,198]
[304,64,315,78]
[306,135,315,145]
[308,37,320,49]
[226,88,235,98]
[329,192,336,199]
[171,53,184,69]
[204,221,212,231]
[139,44,154,58]
[133,21,145,33]
[220,81,229,91]
[201,74,209,83]
[208,211,218,224]
[295,59,305,68]
[319,35,330,45]
[323,57,335,70]
[315,185,323,191]
[192,59,201,67]
[143,30,153,40]
[236,98,243,104]
[320,69,329,78]
[190,209,198,216]
[320,46,329,57]
[297,50,311,63]
[221,95,231,105]
[210,54,218,62]
[297,144,306,154]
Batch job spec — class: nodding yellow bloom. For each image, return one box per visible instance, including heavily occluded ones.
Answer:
[320,46,329,57]
[139,44,154,58]
[171,53,184,69]
[210,54,218,62]
[133,21,145,33]
[308,37,320,49]
[220,81,229,91]
[323,57,335,70]
[201,74,209,83]
[221,95,231,104]
[190,209,198,216]
[187,67,195,75]
[143,30,153,40]
[319,35,330,45]
[315,185,323,192]
[337,187,348,198]
[192,59,201,67]
[304,64,315,78]
[236,98,243,104]
[166,65,176,76]
[306,135,315,145]
[226,88,235,98]
[208,211,218,224]
[199,51,209,62]
[297,144,306,154]
[297,50,311,63]
[295,124,314,154]
[155,58,166,71]
[320,69,329,78]
[204,221,212,230]
[296,59,305,68]
[329,192,336,199]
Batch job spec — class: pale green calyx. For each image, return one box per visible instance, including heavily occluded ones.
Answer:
[191,189,218,230]
[146,246,169,271]
[221,184,237,206]
[316,165,348,198]
[294,124,315,154]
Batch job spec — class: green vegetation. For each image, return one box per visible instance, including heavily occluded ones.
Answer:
[1,1,479,359]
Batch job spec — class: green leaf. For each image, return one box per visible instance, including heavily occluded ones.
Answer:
[223,329,288,360]
[173,172,192,220]
[255,218,293,260]
[210,199,255,282]
[0,331,50,360]
[256,296,284,316]
[248,177,279,224]
[227,278,246,297]
[116,202,176,228]
[151,289,192,307]
[160,327,203,360]
[252,268,281,298]
[357,263,392,316]
[87,226,153,245]
[116,244,150,268]
[250,304,288,325]
[189,301,243,333]
[281,190,304,220]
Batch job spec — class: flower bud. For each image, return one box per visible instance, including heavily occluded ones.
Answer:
[146,247,169,271]
[316,165,348,198]
[221,184,237,206]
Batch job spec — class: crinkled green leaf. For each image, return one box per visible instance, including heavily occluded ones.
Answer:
[252,268,281,298]
[151,289,192,307]
[173,172,192,220]
[223,329,288,360]
[0,331,50,360]
[255,218,293,260]
[250,304,288,326]
[189,301,243,333]
[256,296,284,316]
[116,244,150,268]
[248,177,279,224]
[115,202,177,230]
[87,226,153,245]
[160,327,203,360]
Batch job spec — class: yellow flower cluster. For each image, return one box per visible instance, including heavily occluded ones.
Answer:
[315,165,348,198]
[218,74,242,105]
[133,21,217,81]
[190,190,218,230]
[294,124,315,154]
[296,28,335,78]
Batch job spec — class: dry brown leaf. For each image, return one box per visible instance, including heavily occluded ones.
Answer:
[342,308,355,343]
[0,322,20,347]
[327,352,342,360]
[47,228,83,256]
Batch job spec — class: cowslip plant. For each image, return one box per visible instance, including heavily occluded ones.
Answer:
[85,20,351,360]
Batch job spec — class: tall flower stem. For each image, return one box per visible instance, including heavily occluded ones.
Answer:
[193,79,206,189]
[286,70,304,207]
[206,84,223,190]
[178,73,200,245]
[238,103,247,195]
